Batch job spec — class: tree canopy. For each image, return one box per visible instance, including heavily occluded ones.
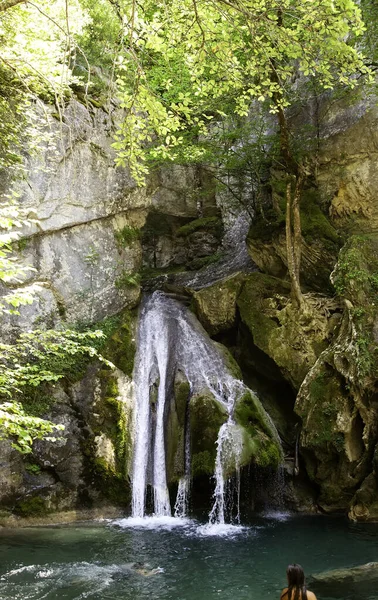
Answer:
[111,0,370,182]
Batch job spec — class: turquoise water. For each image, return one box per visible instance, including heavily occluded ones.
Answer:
[0,515,378,600]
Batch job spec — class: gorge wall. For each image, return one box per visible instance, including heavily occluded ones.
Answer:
[1,86,378,524]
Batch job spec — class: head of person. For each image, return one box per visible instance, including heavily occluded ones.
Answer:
[286,564,305,588]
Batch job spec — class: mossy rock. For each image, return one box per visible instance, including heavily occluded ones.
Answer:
[90,455,131,506]
[83,370,132,505]
[332,235,378,382]
[190,390,228,477]
[101,309,137,378]
[295,236,378,512]
[235,390,281,468]
[214,342,242,380]
[176,216,223,239]
[191,450,214,477]
[166,373,191,483]
[193,273,246,335]
[174,375,191,428]
[296,367,348,452]
[237,272,336,389]
[14,496,49,517]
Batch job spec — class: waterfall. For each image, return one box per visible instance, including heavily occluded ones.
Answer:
[209,420,244,524]
[174,398,191,518]
[130,291,269,522]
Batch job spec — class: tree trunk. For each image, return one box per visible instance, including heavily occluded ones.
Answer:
[0,0,27,12]
[285,174,303,308]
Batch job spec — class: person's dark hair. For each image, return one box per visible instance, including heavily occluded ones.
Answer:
[283,564,308,600]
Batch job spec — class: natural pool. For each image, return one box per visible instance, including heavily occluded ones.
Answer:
[0,515,377,600]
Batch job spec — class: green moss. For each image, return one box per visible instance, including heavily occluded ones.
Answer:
[115,270,141,290]
[95,372,131,475]
[235,391,281,468]
[84,371,132,505]
[14,496,48,517]
[248,185,341,291]
[237,272,290,347]
[114,225,141,247]
[100,309,137,378]
[16,238,29,252]
[333,235,378,298]
[215,343,242,380]
[188,253,221,271]
[235,391,271,437]
[192,450,214,477]
[333,235,378,379]
[21,388,56,418]
[300,370,345,449]
[174,380,191,428]
[91,456,130,506]
[25,462,41,475]
[300,189,340,246]
[249,184,340,246]
[176,216,223,238]
[256,441,282,467]
[190,391,228,477]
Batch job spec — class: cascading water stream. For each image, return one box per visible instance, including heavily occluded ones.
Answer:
[152,314,171,516]
[130,291,280,523]
[174,394,191,518]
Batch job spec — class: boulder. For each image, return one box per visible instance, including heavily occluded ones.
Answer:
[193,273,246,335]
[311,562,378,598]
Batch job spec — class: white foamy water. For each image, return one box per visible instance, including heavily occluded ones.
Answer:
[113,516,191,530]
[195,523,247,538]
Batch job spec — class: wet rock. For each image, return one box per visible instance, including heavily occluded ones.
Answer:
[166,371,191,483]
[189,390,228,477]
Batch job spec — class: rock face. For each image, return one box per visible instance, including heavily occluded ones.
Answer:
[0,99,210,520]
[241,89,378,518]
[0,365,135,523]
[316,93,378,234]
[193,273,246,335]
[2,100,147,336]
[296,235,378,513]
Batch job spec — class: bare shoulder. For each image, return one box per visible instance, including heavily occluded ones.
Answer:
[280,588,288,599]
[307,591,317,600]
